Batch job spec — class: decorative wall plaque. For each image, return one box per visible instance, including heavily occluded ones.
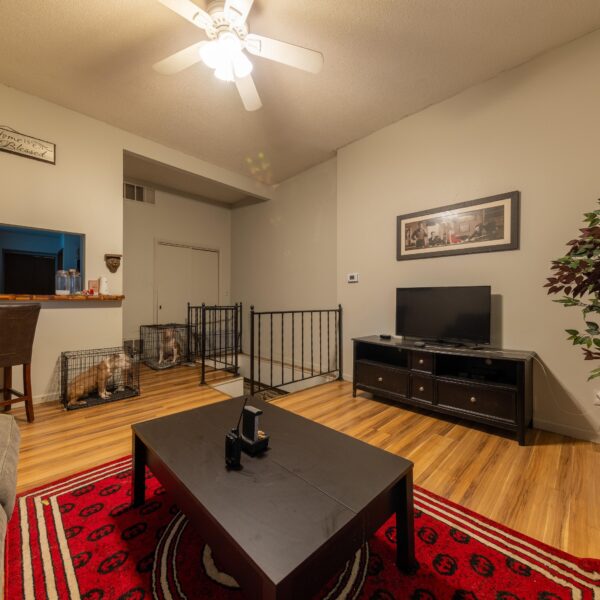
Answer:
[0,125,55,164]
[104,254,122,273]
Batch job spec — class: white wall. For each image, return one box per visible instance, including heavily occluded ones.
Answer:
[232,158,337,310]
[0,83,270,401]
[231,159,338,353]
[123,190,231,340]
[337,30,600,442]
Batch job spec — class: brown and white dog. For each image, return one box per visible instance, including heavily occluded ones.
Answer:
[67,353,132,407]
[158,327,181,366]
[112,352,133,391]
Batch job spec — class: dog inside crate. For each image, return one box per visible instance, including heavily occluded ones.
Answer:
[61,347,139,409]
[140,324,188,370]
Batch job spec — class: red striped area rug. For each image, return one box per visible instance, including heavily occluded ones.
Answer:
[6,458,599,599]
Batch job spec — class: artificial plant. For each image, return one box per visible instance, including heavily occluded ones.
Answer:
[545,201,600,379]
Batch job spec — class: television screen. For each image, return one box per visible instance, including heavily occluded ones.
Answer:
[396,286,491,344]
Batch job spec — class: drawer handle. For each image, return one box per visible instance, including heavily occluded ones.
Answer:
[378,376,383,382]
[470,396,477,403]
[418,359,424,365]
[418,386,425,392]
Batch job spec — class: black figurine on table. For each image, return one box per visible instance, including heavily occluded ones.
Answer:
[241,405,269,456]
[225,396,269,469]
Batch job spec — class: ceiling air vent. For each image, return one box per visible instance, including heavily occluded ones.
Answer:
[123,181,155,204]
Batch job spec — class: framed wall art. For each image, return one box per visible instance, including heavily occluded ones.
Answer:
[0,125,55,165]
[397,191,520,261]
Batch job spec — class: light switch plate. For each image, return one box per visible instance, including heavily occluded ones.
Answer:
[347,273,359,283]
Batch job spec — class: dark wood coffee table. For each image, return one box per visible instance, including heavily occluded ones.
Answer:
[131,397,415,600]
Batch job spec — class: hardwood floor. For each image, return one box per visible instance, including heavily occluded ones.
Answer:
[11,365,599,558]
[13,365,230,493]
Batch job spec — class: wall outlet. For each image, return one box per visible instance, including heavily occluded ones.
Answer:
[347,272,359,284]
[595,391,600,406]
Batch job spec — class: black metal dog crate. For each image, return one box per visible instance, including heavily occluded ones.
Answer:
[123,338,143,356]
[140,323,188,370]
[61,346,140,410]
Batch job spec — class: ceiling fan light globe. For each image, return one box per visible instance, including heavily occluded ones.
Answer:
[218,33,242,57]
[214,60,235,82]
[233,52,253,78]
[199,41,220,69]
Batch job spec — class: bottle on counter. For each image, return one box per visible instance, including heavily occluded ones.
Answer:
[68,269,82,294]
[98,276,109,295]
[55,270,69,296]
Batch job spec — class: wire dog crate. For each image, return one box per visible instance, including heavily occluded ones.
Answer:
[123,338,142,356]
[140,323,188,370]
[61,346,140,410]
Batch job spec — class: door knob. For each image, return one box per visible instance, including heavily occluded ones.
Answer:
[470,396,477,403]
[418,386,424,392]
[418,359,424,365]
[377,376,383,382]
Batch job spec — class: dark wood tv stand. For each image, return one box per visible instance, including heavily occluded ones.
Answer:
[353,336,535,445]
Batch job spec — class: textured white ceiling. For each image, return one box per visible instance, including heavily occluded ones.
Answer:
[2,1,600,183]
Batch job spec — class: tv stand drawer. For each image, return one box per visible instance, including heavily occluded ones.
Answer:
[356,361,409,397]
[411,351,433,373]
[411,374,434,403]
[437,380,516,422]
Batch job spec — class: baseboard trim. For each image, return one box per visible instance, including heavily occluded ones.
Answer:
[32,394,61,406]
[533,418,599,443]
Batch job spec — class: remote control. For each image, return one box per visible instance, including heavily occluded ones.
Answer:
[379,334,392,340]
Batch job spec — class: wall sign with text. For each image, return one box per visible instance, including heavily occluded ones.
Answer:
[0,125,55,165]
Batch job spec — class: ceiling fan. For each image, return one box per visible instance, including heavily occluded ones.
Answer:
[153,0,324,111]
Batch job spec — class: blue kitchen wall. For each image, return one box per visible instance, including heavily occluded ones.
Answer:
[0,225,83,292]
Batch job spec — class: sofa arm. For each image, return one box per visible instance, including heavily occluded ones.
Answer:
[0,414,20,520]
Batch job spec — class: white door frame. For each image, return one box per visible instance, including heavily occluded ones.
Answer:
[153,238,220,323]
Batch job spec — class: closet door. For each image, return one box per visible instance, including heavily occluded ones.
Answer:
[190,247,219,307]
[155,242,219,324]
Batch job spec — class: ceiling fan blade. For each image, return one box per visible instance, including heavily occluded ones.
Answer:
[245,34,323,74]
[157,0,212,30]
[235,74,262,111]
[153,41,207,75]
[224,0,254,25]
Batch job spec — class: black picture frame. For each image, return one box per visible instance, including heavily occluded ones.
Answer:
[397,191,520,261]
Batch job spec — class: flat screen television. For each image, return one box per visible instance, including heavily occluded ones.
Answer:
[395,286,491,345]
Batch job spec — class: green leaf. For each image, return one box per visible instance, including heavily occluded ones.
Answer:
[548,201,600,379]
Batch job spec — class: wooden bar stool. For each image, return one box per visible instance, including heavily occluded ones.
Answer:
[0,303,41,423]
